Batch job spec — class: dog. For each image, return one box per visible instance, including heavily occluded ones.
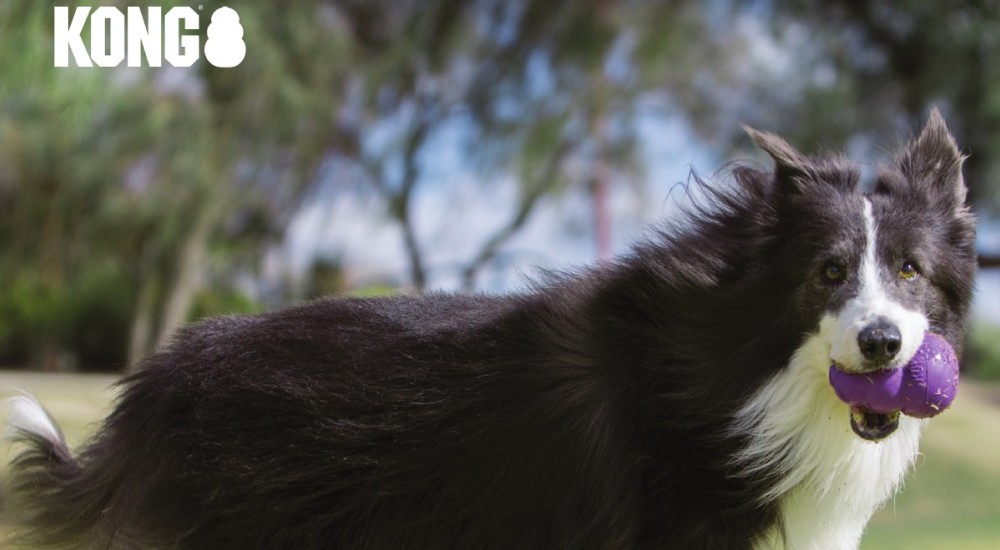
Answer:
[3,109,976,549]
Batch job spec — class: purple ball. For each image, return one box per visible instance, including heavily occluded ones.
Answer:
[898,332,960,418]
[828,363,904,413]
[828,332,959,418]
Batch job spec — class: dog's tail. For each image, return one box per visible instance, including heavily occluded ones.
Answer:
[3,394,106,548]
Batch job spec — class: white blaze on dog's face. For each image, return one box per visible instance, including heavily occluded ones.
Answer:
[827,199,929,374]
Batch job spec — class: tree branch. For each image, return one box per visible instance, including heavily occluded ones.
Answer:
[390,113,434,290]
[459,141,570,289]
[979,254,1000,269]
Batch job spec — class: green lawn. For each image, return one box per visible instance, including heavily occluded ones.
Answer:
[863,381,1000,549]
[1,371,999,547]
[0,371,119,451]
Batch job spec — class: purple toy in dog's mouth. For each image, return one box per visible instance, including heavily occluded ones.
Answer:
[829,332,960,441]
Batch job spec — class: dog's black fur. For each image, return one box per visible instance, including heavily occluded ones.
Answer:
[4,113,977,549]
[8,267,788,548]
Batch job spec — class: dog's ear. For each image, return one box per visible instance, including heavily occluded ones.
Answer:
[897,107,968,206]
[744,125,813,183]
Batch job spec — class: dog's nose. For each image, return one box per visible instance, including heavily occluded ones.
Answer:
[858,320,902,363]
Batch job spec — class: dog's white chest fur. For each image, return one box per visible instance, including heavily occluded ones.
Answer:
[733,317,924,550]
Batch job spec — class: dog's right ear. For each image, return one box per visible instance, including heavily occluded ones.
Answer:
[744,125,812,181]
[896,107,968,207]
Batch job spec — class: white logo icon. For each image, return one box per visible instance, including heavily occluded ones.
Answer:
[53,6,244,68]
[203,7,246,68]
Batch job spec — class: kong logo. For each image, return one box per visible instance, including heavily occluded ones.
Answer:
[54,6,246,68]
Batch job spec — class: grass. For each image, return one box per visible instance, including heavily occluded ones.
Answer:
[862,380,1000,549]
[1,371,999,547]
[0,371,118,451]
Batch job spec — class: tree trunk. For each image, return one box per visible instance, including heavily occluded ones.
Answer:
[155,203,216,349]
[591,0,614,262]
[392,116,432,290]
[127,276,159,369]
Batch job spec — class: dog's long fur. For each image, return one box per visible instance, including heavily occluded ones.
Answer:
[3,111,976,549]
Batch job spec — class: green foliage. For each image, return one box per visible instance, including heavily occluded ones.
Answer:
[188,289,265,322]
[0,276,71,354]
[347,285,399,299]
[0,262,133,368]
[966,322,1000,380]
[0,0,358,367]
[63,262,136,368]
[304,257,347,300]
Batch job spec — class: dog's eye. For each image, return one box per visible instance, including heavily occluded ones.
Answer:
[822,262,845,283]
[899,262,920,280]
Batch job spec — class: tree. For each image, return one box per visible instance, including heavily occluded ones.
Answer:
[329,0,658,288]
[725,0,1000,264]
[0,1,353,366]
[7,0,998,371]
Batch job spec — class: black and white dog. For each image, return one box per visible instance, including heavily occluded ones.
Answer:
[4,110,976,549]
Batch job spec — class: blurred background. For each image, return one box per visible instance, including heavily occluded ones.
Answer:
[2,0,1000,547]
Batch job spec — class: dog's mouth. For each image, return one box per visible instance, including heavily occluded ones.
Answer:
[849,406,899,441]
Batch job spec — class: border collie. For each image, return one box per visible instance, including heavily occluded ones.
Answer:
[4,110,976,549]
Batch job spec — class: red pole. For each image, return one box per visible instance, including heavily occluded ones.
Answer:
[592,126,612,262]
[592,0,614,262]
